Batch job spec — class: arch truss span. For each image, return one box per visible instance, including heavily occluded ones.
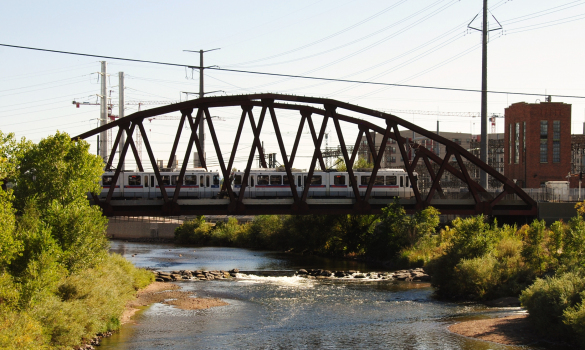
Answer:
[73,93,537,217]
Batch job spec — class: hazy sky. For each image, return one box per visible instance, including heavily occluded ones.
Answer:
[1,0,584,171]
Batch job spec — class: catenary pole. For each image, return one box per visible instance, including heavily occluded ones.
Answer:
[480,0,488,188]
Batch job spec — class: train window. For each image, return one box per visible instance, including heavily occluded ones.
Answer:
[233,175,242,186]
[304,175,322,185]
[185,175,197,185]
[128,175,141,186]
[102,176,114,186]
[160,175,170,186]
[171,175,180,186]
[200,175,204,187]
[297,175,301,186]
[283,175,292,185]
[406,177,409,187]
[213,175,220,186]
[374,176,384,185]
[206,175,210,187]
[361,176,370,185]
[151,176,155,187]
[334,175,345,185]
[400,177,404,187]
[257,175,269,185]
[144,176,149,187]
[386,176,397,186]
[270,175,282,185]
[251,175,255,187]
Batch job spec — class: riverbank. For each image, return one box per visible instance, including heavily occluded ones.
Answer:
[122,281,228,324]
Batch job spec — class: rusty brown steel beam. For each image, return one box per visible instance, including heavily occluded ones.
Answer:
[421,153,446,199]
[238,106,268,204]
[392,124,422,204]
[454,151,481,204]
[167,111,188,169]
[204,107,236,202]
[301,106,330,203]
[125,123,144,172]
[332,113,361,202]
[185,109,206,170]
[172,109,202,204]
[416,146,484,193]
[106,122,137,204]
[426,149,452,205]
[364,129,378,163]
[137,122,169,203]
[289,111,307,167]
[247,106,267,168]
[105,126,123,171]
[226,106,249,174]
[364,123,392,203]
[268,103,300,203]
[306,113,327,171]
[349,129,364,169]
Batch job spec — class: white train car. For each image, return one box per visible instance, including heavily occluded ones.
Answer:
[231,168,416,199]
[99,169,220,199]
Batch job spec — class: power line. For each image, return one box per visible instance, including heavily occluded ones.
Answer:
[1,43,585,99]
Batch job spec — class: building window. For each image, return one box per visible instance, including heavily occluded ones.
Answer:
[515,123,520,164]
[523,122,526,163]
[553,120,560,163]
[541,120,548,138]
[540,140,548,163]
[509,124,512,164]
[553,142,560,163]
[540,121,548,163]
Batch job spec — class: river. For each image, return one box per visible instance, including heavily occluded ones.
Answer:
[102,241,548,350]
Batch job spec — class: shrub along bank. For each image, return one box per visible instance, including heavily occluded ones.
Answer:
[0,131,154,350]
[175,199,585,345]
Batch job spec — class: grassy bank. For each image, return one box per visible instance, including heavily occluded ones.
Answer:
[0,131,154,349]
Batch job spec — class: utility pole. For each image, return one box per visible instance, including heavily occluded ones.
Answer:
[184,48,220,166]
[480,0,488,189]
[468,1,501,189]
[118,72,125,170]
[99,61,108,163]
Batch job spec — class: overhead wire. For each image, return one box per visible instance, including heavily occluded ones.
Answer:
[1,42,585,100]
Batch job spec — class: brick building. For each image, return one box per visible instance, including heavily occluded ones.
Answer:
[504,101,572,188]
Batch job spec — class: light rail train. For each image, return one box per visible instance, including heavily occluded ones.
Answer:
[232,168,416,199]
[99,168,416,200]
[99,169,220,199]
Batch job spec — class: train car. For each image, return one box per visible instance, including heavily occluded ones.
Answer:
[231,168,416,199]
[99,169,220,199]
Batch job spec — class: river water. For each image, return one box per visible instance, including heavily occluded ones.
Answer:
[102,241,547,350]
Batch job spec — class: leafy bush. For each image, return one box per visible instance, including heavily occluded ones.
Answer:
[520,271,585,341]
[174,216,213,244]
[211,217,245,246]
[366,199,440,261]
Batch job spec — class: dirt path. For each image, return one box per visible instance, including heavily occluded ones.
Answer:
[449,314,542,346]
[121,282,228,324]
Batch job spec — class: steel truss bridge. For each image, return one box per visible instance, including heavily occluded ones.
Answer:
[73,94,537,217]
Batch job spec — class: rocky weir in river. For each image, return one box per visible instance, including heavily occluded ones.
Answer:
[154,267,431,282]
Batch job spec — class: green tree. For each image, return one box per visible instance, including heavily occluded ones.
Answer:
[334,157,373,172]
[0,131,32,188]
[0,190,20,271]
[14,131,103,211]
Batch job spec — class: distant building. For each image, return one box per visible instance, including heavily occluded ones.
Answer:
[504,100,572,188]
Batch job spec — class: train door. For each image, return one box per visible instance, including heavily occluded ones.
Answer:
[330,173,347,197]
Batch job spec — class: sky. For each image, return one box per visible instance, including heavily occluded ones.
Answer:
[1,0,584,172]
